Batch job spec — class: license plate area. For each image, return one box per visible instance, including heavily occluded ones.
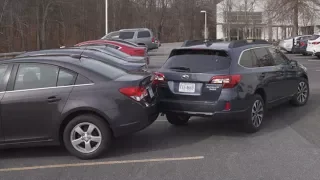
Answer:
[178,82,196,93]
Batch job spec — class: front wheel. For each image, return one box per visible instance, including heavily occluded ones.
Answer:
[166,113,190,126]
[290,79,309,106]
[243,94,265,133]
[63,114,112,160]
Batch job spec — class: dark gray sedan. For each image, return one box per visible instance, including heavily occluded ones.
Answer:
[0,54,158,159]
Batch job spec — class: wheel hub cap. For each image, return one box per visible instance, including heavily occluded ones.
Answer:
[70,122,102,154]
[297,82,308,103]
[251,100,263,128]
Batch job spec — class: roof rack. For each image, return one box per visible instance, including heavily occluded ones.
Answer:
[0,51,26,60]
[181,39,224,47]
[228,39,271,48]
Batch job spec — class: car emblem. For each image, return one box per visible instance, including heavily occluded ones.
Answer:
[182,74,189,79]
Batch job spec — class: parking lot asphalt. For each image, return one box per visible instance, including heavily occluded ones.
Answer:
[1,46,320,180]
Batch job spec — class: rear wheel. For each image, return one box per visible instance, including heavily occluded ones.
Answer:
[166,113,190,126]
[63,114,112,160]
[243,94,265,133]
[290,78,309,106]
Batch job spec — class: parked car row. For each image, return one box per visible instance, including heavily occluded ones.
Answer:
[0,39,309,160]
[279,33,320,58]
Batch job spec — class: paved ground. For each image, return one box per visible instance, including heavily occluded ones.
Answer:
[1,44,320,180]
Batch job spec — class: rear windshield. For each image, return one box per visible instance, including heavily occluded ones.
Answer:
[119,32,135,39]
[309,35,320,40]
[81,57,127,79]
[163,49,230,73]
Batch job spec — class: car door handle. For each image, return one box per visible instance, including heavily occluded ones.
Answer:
[47,96,61,103]
[259,73,266,78]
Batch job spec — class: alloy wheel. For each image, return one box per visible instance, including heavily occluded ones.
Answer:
[297,82,308,104]
[70,122,102,154]
[251,100,264,128]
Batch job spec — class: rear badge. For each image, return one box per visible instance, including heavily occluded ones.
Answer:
[206,84,219,91]
[181,74,189,79]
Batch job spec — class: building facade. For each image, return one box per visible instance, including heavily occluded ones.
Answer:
[216,0,320,40]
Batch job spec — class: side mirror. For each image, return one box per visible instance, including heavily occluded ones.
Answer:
[289,60,298,67]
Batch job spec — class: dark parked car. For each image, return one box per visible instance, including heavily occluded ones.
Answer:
[18,47,147,72]
[0,54,158,159]
[292,35,312,55]
[155,40,309,133]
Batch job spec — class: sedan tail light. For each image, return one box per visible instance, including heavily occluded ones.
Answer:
[312,42,320,45]
[133,49,145,56]
[209,75,241,88]
[119,87,148,102]
[300,42,305,47]
[152,37,155,43]
[152,72,165,85]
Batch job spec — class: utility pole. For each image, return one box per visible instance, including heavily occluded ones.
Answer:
[105,0,108,34]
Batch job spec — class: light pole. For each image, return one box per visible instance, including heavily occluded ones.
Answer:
[105,0,108,34]
[201,10,208,40]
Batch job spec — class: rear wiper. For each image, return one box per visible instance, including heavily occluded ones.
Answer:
[169,66,191,72]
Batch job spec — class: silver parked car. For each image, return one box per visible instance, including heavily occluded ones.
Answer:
[116,28,158,51]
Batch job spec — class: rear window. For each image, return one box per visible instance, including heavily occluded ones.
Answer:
[137,31,151,38]
[163,49,230,73]
[309,35,320,40]
[119,32,135,39]
[81,57,127,79]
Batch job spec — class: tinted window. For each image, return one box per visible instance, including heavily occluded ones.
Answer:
[76,74,92,85]
[119,32,135,39]
[252,48,274,67]
[57,69,77,86]
[81,57,127,79]
[14,64,58,90]
[309,35,320,40]
[239,50,255,68]
[163,49,230,73]
[267,48,288,65]
[137,31,151,38]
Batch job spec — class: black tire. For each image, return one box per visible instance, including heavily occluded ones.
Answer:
[166,113,190,126]
[243,94,265,133]
[63,114,112,160]
[290,78,309,106]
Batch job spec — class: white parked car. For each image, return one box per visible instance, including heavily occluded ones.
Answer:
[306,33,320,57]
[279,35,308,53]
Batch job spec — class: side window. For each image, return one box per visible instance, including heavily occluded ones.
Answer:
[119,32,135,39]
[57,69,77,86]
[267,47,288,65]
[75,74,92,85]
[239,50,254,68]
[0,64,8,83]
[14,63,58,90]
[137,31,151,38]
[252,48,275,67]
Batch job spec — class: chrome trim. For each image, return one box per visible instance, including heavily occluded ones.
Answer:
[6,83,94,93]
[237,45,276,69]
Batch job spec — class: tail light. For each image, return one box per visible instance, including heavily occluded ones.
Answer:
[209,75,241,88]
[119,87,148,102]
[152,72,165,85]
[152,37,155,43]
[224,102,231,111]
[300,42,305,46]
[312,42,320,45]
[133,49,145,56]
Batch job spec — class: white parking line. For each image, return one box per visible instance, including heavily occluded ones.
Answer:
[0,156,204,172]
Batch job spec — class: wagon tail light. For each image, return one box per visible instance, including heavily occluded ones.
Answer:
[312,42,320,45]
[119,87,148,102]
[152,72,165,85]
[209,75,241,88]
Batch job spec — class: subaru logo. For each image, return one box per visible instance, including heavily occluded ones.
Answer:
[182,74,189,79]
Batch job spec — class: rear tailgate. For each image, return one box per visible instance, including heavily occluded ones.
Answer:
[158,49,231,102]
